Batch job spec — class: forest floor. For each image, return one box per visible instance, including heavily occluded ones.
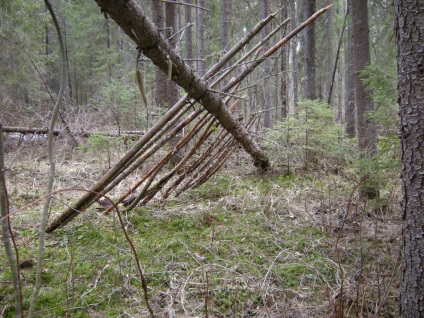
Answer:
[1,134,401,318]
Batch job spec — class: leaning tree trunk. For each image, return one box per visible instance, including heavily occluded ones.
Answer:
[395,1,424,317]
[95,0,269,169]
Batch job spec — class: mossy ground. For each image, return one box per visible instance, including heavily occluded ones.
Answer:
[1,137,401,317]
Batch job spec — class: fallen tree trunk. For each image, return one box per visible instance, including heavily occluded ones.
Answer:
[94,0,269,169]
[2,126,145,139]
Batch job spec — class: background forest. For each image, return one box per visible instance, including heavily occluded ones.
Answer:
[0,0,402,317]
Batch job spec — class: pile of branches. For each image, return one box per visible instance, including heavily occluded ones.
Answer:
[46,1,331,233]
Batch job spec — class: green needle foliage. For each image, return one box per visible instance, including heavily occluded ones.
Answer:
[265,99,355,174]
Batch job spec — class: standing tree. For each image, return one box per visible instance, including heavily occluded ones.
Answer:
[196,0,206,76]
[303,0,317,100]
[151,0,168,109]
[344,4,356,138]
[350,0,376,151]
[219,0,231,54]
[289,0,298,111]
[395,1,424,317]
[184,0,194,68]
[260,0,272,127]
[325,0,333,103]
[165,0,180,111]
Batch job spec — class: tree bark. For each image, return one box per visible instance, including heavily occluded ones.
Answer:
[260,0,271,127]
[326,0,333,104]
[184,0,193,68]
[219,0,231,88]
[196,0,205,76]
[395,1,424,317]
[219,0,231,53]
[95,0,269,169]
[303,0,317,100]
[344,4,355,138]
[350,0,376,151]
[151,0,168,109]
[289,0,298,112]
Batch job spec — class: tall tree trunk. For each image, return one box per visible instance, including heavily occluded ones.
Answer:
[395,1,424,317]
[151,0,168,108]
[165,0,180,110]
[303,0,317,100]
[219,0,231,53]
[289,0,298,112]
[326,0,333,104]
[165,0,182,164]
[184,0,193,68]
[106,17,112,79]
[344,5,355,138]
[219,0,231,88]
[196,0,205,76]
[94,0,269,169]
[279,0,289,119]
[260,0,271,127]
[350,0,375,151]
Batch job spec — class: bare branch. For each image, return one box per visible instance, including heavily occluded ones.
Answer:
[159,0,210,11]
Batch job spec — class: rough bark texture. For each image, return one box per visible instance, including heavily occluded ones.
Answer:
[350,0,375,151]
[95,0,269,169]
[165,0,180,110]
[344,6,355,138]
[196,0,205,76]
[184,1,193,68]
[303,0,317,100]
[165,0,182,165]
[326,0,333,103]
[219,0,231,53]
[260,0,271,127]
[395,1,424,317]
[289,0,298,111]
[151,0,168,109]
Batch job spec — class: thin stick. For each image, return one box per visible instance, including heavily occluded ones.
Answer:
[0,124,23,318]
[327,6,349,104]
[265,5,334,57]
[29,1,68,316]
[160,0,210,11]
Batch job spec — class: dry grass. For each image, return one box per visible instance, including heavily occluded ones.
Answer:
[1,136,401,317]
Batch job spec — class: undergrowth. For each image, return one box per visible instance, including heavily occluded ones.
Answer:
[1,103,401,317]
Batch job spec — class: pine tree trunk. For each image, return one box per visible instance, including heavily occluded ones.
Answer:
[344,5,355,138]
[165,0,182,165]
[219,0,231,53]
[350,0,375,151]
[303,0,316,100]
[184,1,193,68]
[151,0,168,109]
[395,1,424,317]
[289,0,298,112]
[260,0,271,128]
[326,0,333,104]
[196,0,205,76]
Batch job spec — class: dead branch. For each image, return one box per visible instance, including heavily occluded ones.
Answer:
[159,0,210,11]
[2,126,145,140]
